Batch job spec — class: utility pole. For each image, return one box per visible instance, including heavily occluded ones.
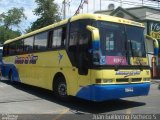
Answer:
[120,0,122,7]
[142,0,144,6]
[93,0,95,12]
[63,0,66,19]
[100,0,101,10]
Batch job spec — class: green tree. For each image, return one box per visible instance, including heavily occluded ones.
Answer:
[0,7,26,29]
[31,0,61,31]
[0,26,21,43]
[0,7,26,43]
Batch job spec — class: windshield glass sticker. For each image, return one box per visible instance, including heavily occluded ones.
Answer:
[106,56,127,65]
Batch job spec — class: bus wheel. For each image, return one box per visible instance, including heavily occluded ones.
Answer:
[54,77,68,101]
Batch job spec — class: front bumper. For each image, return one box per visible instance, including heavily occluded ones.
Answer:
[76,83,150,102]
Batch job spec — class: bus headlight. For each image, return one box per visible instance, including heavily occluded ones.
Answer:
[96,79,113,83]
[143,78,150,81]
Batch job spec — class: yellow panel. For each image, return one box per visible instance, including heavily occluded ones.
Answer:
[130,57,148,65]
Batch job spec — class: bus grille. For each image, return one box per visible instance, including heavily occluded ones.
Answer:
[116,78,129,83]
[131,78,142,82]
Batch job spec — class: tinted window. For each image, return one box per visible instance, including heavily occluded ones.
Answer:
[4,40,23,56]
[99,22,125,56]
[8,42,16,55]
[0,49,2,60]
[24,36,34,52]
[52,28,62,48]
[16,40,24,54]
[3,45,9,56]
[69,20,91,47]
[68,20,91,67]
[126,26,146,57]
[34,32,48,50]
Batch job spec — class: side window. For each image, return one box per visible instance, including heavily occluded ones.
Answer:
[68,20,91,66]
[4,40,23,56]
[52,29,62,48]
[8,42,16,55]
[52,26,66,48]
[16,40,24,54]
[34,32,48,50]
[24,36,34,52]
[3,45,9,56]
[69,32,78,46]
[69,20,91,49]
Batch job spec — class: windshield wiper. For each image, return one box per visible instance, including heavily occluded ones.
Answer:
[136,57,143,71]
[129,40,143,71]
[114,52,127,71]
[115,30,129,71]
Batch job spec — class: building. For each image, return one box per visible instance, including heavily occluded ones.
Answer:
[95,6,160,78]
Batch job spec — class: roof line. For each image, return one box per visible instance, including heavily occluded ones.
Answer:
[110,7,139,19]
[125,6,160,12]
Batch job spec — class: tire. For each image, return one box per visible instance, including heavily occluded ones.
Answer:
[54,77,69,101]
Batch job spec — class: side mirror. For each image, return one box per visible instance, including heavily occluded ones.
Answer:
[86,25,100,50]
[145,35,159,56]
[77,25,100,75]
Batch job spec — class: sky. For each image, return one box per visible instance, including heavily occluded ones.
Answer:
[0,0,159,33]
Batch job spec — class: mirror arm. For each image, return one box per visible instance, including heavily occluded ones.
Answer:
[145,35,159,56]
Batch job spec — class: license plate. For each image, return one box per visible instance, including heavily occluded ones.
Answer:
[125,87,134,92]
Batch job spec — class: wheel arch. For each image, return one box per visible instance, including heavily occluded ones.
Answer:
[52,72,67,91]
[7,65,20,82]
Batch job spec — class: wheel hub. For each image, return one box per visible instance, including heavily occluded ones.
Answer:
[58,83,66,96]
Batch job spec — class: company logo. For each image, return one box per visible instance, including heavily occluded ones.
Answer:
[58,52,63,64]
[115,71,141,78]
[15,54,38,64]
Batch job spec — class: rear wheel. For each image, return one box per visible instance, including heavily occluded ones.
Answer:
[54,77,69,101]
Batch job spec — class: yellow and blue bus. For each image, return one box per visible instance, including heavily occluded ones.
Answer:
[2,13,154,101]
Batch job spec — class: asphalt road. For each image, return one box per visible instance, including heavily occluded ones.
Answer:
[0,80,160,120]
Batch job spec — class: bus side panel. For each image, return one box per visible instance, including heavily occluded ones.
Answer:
[2,50,82,97]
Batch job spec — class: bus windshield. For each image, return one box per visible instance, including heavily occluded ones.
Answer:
[94,21,146,66]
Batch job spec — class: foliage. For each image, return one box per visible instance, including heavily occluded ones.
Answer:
[0,26,21,43]
[0,7,26,43]
[0,7,26,29]
[25,26,32,33]
[31,0,61,31]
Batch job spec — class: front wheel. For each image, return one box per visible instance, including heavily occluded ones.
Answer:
[54,78,69,101]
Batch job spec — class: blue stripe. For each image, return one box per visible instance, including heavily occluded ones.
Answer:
[76,83,150,101]
[154,48,159,55]
[92,41,100,50]
[2,63,20,82]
